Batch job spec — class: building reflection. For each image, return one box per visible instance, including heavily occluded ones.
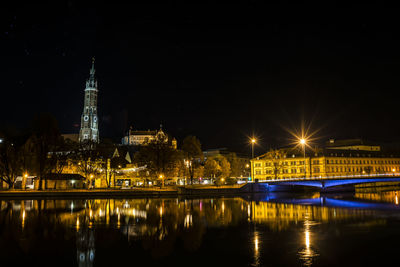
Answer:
[1,191,400,265]
[355,190,400,205]
[77,222,95,267]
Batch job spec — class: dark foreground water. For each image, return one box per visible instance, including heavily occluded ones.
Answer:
[1,189,400,266]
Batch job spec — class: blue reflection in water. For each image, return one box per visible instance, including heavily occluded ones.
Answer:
[255,194,400,210]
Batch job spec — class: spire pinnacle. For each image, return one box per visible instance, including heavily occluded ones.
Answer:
[90,57,95,75]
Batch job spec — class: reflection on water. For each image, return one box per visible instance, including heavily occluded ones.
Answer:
[77,225,95,267]
[298,218,319,267]
[355,190,400,205]
[1,190,400,266]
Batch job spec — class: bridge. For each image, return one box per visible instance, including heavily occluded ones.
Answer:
[242,174,400,193]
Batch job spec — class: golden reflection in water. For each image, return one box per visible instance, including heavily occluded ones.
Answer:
[305,229,310,249]
[21,210,25,230]
[298,218,319,267]
[355,191,400,205]
[1,194,392,258]
[253,230,261,267]
[251,201,377,231]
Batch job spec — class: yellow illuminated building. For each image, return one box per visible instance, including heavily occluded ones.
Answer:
[251,139,400,180]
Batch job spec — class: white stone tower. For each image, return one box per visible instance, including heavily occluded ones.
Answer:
[79,58,99,143]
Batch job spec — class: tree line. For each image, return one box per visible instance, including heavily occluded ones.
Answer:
[0,113,249,189]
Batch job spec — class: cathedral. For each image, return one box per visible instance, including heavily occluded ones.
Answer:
[79,58,99,143]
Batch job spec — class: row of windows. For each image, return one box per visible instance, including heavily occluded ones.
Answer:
[326,166,398,173]
[254,159,400,167]
[255,161,305,167]
[256,169,305,175]
[255,166,399,175]
[326,159,399,165]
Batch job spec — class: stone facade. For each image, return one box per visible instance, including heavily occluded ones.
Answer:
[79,58,99,143]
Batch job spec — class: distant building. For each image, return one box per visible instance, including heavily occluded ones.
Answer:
[79,58,99,143]
[251,139,400,181]
[121,125,177,149]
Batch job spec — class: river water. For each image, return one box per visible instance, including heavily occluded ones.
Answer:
[1,189,400,266]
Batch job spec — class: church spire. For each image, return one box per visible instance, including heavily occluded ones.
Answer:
[80,57,99,144]
[90,57,95,75]
[87,57,96,88]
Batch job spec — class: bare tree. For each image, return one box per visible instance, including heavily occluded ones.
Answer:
[265,149,286,180]
[182,136,203,185]
[0,139,22,189]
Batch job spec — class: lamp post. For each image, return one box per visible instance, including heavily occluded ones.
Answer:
[300,138,307,179]
[251,138,256,159]
[250,138,256,182]
[159,174,164,188]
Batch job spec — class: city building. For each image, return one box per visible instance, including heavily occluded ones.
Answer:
[251,139,400,181]
[121,125,177,149]
[79,58,99,143]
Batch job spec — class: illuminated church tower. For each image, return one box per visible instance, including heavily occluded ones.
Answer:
[79,58,99,143]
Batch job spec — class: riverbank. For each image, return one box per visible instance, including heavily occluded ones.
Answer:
[0,185,246,198]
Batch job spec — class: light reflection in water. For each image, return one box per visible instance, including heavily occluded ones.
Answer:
[253,230,261,267]
[355,190,400,205]
[1,193,400,266]
[298,218,319,266]
[21,210,25,230]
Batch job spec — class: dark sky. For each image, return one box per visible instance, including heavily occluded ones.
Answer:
[1,2,400,155]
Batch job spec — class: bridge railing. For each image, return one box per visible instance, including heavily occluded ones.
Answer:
[254,172,400,183]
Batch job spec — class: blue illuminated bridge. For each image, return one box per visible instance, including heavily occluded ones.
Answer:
[243,175,400,193]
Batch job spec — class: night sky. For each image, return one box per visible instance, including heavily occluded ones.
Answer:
[2,3,400,155]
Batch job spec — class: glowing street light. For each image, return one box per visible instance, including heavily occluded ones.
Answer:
[250,138,257,182]
[299,138,307,179]
[250,138,256,159]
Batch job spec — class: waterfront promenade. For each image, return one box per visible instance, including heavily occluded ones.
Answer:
[0,185,244,198]
[2,176,400,198]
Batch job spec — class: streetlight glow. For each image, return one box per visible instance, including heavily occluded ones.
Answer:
[299,138,307,179]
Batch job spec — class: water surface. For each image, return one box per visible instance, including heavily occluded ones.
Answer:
[1,189,400,266]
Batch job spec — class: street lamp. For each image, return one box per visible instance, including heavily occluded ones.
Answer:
[251,138,256,159]
[299,138,307,179]
[250,138,256,182]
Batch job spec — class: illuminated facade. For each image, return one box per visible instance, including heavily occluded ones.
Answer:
[79,58,99,143]
[251,139,400,180]
[121,126,177,149]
